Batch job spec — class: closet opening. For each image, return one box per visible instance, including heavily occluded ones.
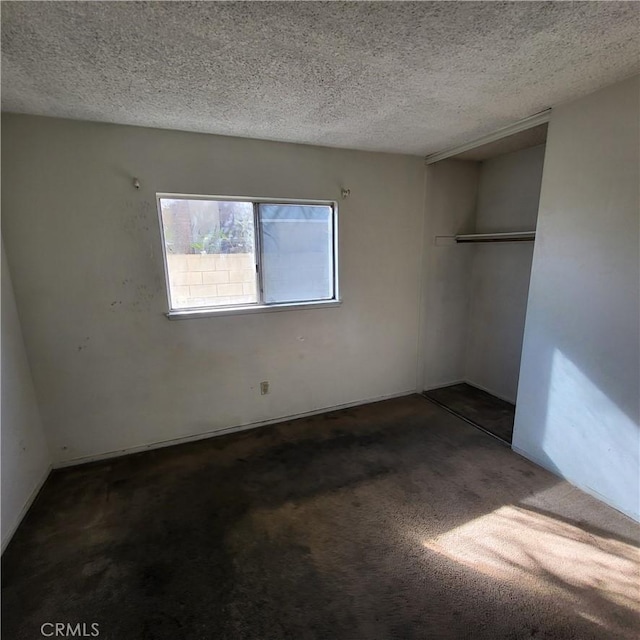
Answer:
[422,122,548,444]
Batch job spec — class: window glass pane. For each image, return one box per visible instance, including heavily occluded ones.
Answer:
[159,198,257,309]
[259,204,334,304]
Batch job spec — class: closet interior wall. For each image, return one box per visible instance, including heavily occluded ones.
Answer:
[464,145,546,403]
[422,142,546,403]
[421,159,479,391]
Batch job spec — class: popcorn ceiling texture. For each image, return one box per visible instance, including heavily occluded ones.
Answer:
[1,1,639,155]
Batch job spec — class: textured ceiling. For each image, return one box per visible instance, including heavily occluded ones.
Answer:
[2,1,638,155]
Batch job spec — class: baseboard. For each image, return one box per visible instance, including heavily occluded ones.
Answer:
[53,389,418,469]
[463,379,516,405]
[512,445,639,523]
[423,379,465,392]
[1,463,52,554]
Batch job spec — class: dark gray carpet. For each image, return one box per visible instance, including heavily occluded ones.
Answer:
[424,383,515,443]
[2,395,638,639]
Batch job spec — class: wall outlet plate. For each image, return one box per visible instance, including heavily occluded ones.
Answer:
[260,381,269,395]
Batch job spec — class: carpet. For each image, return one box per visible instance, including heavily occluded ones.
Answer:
[424,383,515,443]
[2,395,638,639]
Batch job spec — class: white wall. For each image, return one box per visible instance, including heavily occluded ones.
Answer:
[1,241,51,550]
[513,76,640,521]
[420,160,479,390]
[464,145,545,403]
[1,114,425,465]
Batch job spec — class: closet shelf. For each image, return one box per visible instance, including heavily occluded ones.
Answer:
[455,231,536,243]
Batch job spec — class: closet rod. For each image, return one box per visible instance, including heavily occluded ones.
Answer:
[455,231,536,243]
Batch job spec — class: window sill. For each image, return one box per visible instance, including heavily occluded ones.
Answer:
[166,299,342,320]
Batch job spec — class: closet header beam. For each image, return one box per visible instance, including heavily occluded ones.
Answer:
[424,109,552,165]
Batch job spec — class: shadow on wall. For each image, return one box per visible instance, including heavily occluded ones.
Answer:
[513,74,640,523]
[543,349,638,501]
[514,333,639,520]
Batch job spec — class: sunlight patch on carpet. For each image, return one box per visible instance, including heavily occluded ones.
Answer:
[422,504,639,616]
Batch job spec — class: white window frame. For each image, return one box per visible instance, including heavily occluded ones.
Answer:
[156,193,341,319]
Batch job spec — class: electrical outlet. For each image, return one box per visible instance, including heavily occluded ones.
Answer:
[260,381,269,395]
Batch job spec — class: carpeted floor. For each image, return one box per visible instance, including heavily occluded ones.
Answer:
[424,383,515,443]
[2,395,638,639]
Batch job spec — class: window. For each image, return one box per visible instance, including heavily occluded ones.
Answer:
[157,195,339,317]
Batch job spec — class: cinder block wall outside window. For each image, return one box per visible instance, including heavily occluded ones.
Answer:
[167,253,256,308]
